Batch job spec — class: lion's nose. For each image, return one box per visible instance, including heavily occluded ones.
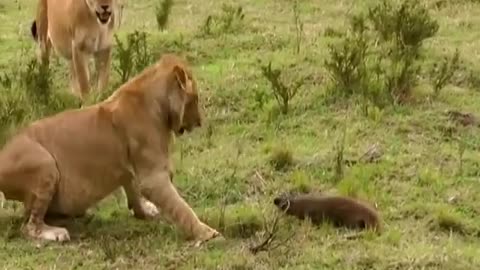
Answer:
[101,5,109,11]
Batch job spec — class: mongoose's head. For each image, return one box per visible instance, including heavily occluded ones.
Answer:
[273,193,293,211]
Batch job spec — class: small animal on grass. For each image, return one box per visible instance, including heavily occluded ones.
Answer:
[0,53,221,245]
[273,192,381,232]
[30,0,121,99]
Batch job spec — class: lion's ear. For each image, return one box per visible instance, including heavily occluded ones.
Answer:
[173,65,188,92]
[166,65,188,131]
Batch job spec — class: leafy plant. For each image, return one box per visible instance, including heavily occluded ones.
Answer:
[199,4,245,36]
[260,61,308,114]
[291,0,304,54]
[113,31,153,84]
[429,49,460,97]
[324,0,440,107]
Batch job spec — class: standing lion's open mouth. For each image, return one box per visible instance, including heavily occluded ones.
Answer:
[96,12,111,24]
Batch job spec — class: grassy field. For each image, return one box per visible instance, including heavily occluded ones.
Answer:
[1,0,480,269]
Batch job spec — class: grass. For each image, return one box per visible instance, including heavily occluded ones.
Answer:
[1,0,480,268]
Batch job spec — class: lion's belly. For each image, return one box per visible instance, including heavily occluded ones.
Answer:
[47,169,133,217]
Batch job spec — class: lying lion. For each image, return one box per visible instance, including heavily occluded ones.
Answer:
[0,53,221,244]
[31,0,121,98]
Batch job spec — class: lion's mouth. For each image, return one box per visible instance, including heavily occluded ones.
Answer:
[96,12,111,24]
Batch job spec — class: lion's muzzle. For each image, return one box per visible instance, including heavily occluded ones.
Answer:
[96,5,112,24]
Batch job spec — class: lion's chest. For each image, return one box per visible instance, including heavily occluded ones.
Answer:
[79,25,113,54]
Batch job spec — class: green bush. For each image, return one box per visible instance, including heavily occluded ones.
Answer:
[325,0,439,108]
[113,31,153,84]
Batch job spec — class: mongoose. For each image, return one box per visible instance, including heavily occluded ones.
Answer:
[273,193,381,232]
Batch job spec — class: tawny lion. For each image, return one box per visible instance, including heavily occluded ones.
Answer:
[30,0,120,99]
[0,53,221,244]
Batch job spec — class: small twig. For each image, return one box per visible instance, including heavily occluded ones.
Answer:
[249,203,293,254]
[218,143,243,230]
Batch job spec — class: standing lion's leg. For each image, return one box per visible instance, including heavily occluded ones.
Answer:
[94,48,112,92]
[139,171,221,242]
[72,44,90,98]
[34,0,49,66]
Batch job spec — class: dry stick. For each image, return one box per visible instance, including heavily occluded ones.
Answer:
[249,202,295,254]
[218,144,242,231]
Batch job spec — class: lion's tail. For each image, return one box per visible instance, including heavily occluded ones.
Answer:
[31,0,48,42]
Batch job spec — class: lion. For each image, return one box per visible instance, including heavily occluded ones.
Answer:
[30,0,120,99]
[0,53,221,244]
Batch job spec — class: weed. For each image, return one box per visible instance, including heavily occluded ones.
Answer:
[199,4,245,36]
[20,58,51,106]
[0,71,12,89]
[99,236,122,263]
[155,0,174,31]
[269,147,294,171]
[260,61,308,114]
[323,26,344,38]
[289,170,312,193]
[291,0,304,54]
[333,120,347,182]
[324,18,370,100]
[369,0,439,56]
[429,49,460,97]
[434,208,471,235]
[113,31,153,84]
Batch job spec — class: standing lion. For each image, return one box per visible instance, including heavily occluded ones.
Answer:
[30,0,121,99]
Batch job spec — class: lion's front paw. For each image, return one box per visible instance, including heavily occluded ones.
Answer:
[133,198,159,220]
[192,223,223,247]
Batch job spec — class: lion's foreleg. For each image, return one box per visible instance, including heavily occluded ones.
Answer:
[122,180,159,220]
[94,48,112,92]
[139,171,221,242]
[72,44,90,98]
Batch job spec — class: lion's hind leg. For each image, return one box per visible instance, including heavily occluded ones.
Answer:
[0,136,70,242]
[139,171,221,244]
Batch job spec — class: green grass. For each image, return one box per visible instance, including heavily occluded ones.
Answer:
[1,0,480,269]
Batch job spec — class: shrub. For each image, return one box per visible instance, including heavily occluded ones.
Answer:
[429,49,460,97]
[199,4,245,37]
[113,31,153,84]
[324,0,440,107]
[260,61,308,114]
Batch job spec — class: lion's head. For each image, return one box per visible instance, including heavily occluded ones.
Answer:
[85,0,115,24]
[161,56,203,136]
